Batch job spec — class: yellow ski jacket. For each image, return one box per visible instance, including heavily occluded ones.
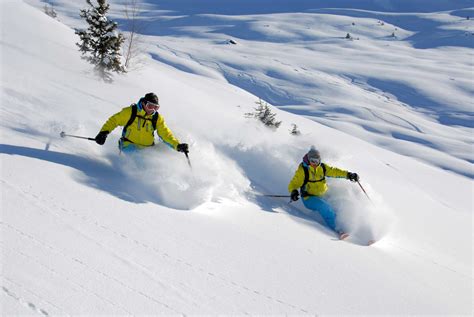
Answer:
[288,163,348,197]
[100,106,180,149]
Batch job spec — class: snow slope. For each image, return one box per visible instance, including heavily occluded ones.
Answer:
[40,0,474,178]
[1,0,473,315]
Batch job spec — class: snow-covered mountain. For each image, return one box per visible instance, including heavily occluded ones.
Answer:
[1,0,472,315]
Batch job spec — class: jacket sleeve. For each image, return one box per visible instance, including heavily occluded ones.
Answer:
[324,164,349,178]
[100,107,131,133]
[156,115,180,149]
[288,165,305,193]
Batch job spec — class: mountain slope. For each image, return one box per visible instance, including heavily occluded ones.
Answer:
[1,1,472,315]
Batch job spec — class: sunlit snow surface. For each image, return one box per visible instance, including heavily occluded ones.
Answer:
[1,0,473,315]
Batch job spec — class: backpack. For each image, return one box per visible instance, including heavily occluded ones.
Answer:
[300,162,326,197]
[122,103,159,139]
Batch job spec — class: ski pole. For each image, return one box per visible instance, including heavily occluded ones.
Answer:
[184,151,192,168]
[357,180,372,202]
[258,194,293,205]
[60,131,96,141]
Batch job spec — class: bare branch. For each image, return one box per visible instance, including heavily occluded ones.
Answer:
[122,0,147,70]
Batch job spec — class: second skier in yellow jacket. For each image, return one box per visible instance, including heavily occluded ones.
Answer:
[288,147,359,238]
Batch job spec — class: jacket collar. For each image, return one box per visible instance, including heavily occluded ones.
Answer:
[302,160,322,171]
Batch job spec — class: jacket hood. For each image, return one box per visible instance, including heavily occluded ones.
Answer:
[137,98,144,111]
[302,154,311,166]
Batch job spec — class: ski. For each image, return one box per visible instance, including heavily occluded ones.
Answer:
[338,233,377,246]
[367,239,376,246]
[339,232,350,240]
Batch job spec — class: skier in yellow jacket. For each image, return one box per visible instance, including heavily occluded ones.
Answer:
[288,147,359,239]
[95,92,188,154]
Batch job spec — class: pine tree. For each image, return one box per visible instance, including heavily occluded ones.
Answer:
[245,99,281,129]
[289,123,301,135]
[76,0,125,81]
[43,4,58,19]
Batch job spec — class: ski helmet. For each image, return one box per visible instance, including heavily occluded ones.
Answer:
[143,92,159,105]
[303,146,321,165]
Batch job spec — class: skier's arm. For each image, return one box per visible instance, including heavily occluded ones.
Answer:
[288,165,305,193]
[324,164,349,178]
[156,115,180,150]
[99,107,132,133]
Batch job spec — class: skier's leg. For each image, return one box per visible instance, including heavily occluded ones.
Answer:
[121,144,139,153]
[302,196,337,231]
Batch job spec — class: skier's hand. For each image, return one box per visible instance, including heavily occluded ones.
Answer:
[290,189,299,201]
[177,143,189,153]
[347,172,359,182]
[95,131,109,145]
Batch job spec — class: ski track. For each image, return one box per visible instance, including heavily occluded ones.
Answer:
[2,180,312,314]
[383,240,473,281]
[2,280,52,316]
[2,221,181,314]
[377,159,461,212]
[364,107,423,133]
[4,177,471,313]
[2,162,471,314]
[1,181,185,314]
[3,182,210,309]
[155,43,295,103]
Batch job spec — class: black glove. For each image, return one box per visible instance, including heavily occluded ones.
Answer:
[176,143,189,153]
[347,172,359,182]
[290,189,300,201]
[95,131,109,145]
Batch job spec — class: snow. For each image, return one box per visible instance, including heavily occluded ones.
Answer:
[1,0,473,315]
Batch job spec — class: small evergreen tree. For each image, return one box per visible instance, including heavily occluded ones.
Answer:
[289,123,301,135]
[43,4,58,18]
[76,0,125,81]
[245,99,282,129]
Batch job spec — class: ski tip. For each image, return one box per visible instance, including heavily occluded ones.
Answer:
[367,239,376,246]
[339,233,350,240]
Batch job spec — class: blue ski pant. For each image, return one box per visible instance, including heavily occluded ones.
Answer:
[118,138,143,154]
[120,143,140,153]
[302,195,337,232]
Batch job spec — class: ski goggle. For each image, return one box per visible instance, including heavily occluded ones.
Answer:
[309,157,320,165]
[144,101,160,112]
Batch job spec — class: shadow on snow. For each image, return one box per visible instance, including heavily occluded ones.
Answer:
[119,1,473,49]
[0,143,168,206]
[139,0,474,16]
